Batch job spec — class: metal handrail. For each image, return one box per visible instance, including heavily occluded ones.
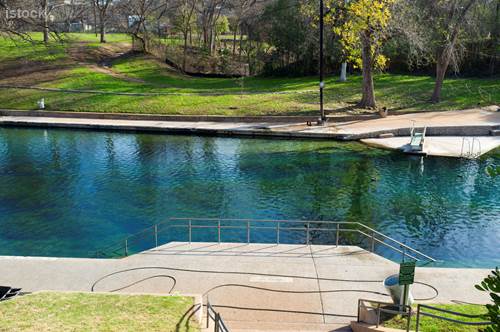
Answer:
[461,137,483,159]
[357,299,412,332]
[415,304,491,331]
[206,298,231,332]
[472,137,482,158]
[94,218,436,263]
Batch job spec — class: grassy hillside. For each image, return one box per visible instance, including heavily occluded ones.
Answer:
[0,33,498,115]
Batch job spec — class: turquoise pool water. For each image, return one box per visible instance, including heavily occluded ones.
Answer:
[0,127,498,267]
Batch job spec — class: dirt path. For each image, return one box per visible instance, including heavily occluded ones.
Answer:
[66,41,150,84]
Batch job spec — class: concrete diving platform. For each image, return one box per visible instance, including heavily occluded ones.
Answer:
[362,136,500,158]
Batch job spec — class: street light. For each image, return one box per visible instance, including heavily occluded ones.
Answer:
[318,0,327,125]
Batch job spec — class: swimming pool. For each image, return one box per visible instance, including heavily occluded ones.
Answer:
[0,127,498,267]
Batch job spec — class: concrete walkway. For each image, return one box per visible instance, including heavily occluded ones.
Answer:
[1,107,499,159]
[0,107,498,139]
[0,243,491,331]
[326,107,500,137]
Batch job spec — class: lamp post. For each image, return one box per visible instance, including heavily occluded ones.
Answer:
[319,0,327,124]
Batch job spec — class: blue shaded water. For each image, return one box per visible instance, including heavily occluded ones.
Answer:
[0,127,498,267]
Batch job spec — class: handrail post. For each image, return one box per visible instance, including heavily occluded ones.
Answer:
[406,305,411,332]
[206,296,210,328]
[217,220,221,244]
[247,221,250,244]
[376,303,381,328]
[401,245,406,262]
[154,224,158,247]
[189,219,192,243]
[357,299,361,323]
[415,305,421,332]
[215,312,220,332]
[336,223,340,246]
[370,231,375,252]
[277,221,280,245]
[125,239,128,256]
[306,222,310,245]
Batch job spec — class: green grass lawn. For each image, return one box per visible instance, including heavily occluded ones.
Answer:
[384,304,489,332]
[0,292,198,332]
[0,33,498,115]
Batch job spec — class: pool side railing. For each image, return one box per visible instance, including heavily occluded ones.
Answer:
[415,304,492,331]
[93,218,436,263]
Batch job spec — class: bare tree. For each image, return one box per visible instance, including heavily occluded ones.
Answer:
[120,0,169,50]
[228,0,256,55]
[172,0,198,70]
[198,0,226,54]
[92,0,113,43]
[429,0,478,102]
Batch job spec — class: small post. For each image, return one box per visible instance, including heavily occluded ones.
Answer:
[277,222,280,244]
[206,307,210,328]
[370,231,375,252]
[376,303,381,328]
[206,296,210,328]
[215,312,220,332]
[401,245,406,262]
[217,220,221,243]
[406,304,412,332]
[154,224,158,247]
[402,284,410,307]
[336,223,340,246]
[357,299,361,323]
[189,220,192,243]
[125,239,128,256]
[415,305,421,332]
[306,222,310,244]
[247,221,250,244]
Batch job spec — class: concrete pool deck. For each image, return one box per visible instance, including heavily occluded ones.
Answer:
[0,243,492,331]
[1,106,499,158]
[362,136,500,157]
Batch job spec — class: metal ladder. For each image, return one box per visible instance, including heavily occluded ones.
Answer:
[409,121,427,152]
[460,137,482,159]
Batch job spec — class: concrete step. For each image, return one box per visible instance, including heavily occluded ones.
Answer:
[350,321,407,332]
[203,319,352,332]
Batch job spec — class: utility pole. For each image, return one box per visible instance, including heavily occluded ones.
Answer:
[319,0,326,124]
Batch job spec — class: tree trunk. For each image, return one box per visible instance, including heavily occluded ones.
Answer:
[340,62,347,82]
[431,35,457,103]
[42,0,49,43]
[93,2,98,37]
[358,36,376,108]
[238,30,243,59]
[232,25,237,55]
[183,32,188,71]
[431,56,450,103]
[431,0,476,102]
[209,27,215,55]
[99,10,106,43]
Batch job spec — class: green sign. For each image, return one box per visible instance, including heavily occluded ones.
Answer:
[399,261,416,285]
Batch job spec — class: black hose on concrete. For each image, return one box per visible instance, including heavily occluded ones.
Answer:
[91,266,439,301]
